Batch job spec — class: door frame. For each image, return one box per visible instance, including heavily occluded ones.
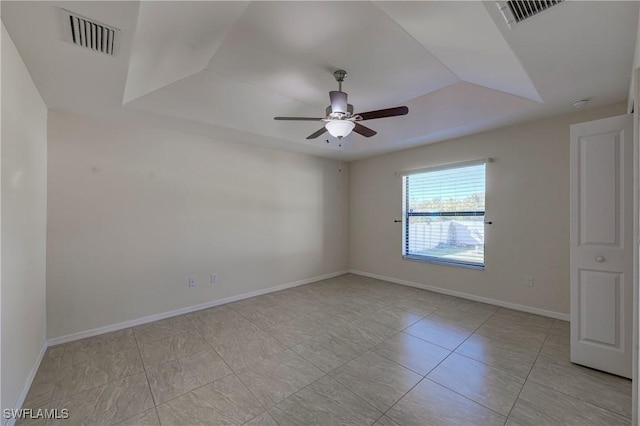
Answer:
[632,65,639,425]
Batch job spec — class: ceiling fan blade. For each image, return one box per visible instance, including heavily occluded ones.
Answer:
[329,91,348,114]
[356,106,409,121]
[353,123,377,138]
[274,117,324,121]
[306,127,328,140]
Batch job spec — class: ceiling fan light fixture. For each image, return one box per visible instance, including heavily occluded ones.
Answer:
[325,120,354,139]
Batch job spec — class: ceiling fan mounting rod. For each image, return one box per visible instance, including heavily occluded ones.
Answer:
[334,69,347,92]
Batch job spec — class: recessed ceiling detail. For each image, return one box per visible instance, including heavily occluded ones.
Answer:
[374,1,543,102]
[2,1,638,161]
[122,1,250,103]
[203,1,460,112]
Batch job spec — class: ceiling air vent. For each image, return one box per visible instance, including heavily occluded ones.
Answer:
[59,9,120,57]
[496,1,564,27]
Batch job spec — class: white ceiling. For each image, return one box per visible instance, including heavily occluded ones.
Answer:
[2,1,638,161]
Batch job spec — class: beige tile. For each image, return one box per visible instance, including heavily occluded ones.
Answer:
[427,353,524,416]
[510,381,630,425]
[387,379,506,426]
[227,296,274,313]
[330,351,422,411]
[528,355,632,418]
[49,373,153,426]
[417,291,456,305]
[186,305,235,324]
[373,415,400,426]
[114,408,160,426]
[53,347,143,400]
[364,292,408,307]
[139,330,210,367]
[480,315,550,334]
[404,317,474,350]
[539,333,569,363]
[428,308,492,329]
[27,346,68,394]
[278,287,330,305]
[44,345,66,360]
[156,374,263,426]
[332,319,400,349]
[63,329,137,365]
[304,308,346,326]
[22,277,631,426]
[210,330,287,371]
[147,349,232,404]
[307,305,368,328]
[271,302,323,320]
[491,309,553,330]
[238,350,324,407]
[549,319,570,337]
[475,319,548,351]
[386,297,441,316]
[22,381,55,409]
[373,332,450,376]
[334,296,387,318]
[365,306,424,330]
[398,288,456,306]
[194,310,261,342]
[235,307,296,329]
[455,334,539,379]
[263,318,328,347]
[31,349,70,387]
[133,316,193,345]
[439,298,500,317]
[269,376,382,426]
[243,412,279,426]
[291,335,368,373]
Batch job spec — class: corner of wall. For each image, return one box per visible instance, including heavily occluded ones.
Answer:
[1,22,48,419]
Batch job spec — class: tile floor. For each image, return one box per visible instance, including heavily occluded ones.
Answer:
[20,274,631,425]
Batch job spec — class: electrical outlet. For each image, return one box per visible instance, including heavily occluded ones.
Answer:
[211,273,218,284]
[188,277,197,287]
[525,276,534,287]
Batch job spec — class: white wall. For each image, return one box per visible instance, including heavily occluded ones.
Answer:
[350,103,627,317]
[46,110,349,339]
[1,24,48,418]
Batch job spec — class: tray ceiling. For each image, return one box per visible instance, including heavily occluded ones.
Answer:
[2,1,638,160]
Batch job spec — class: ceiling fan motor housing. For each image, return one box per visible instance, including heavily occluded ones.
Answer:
[326,103,353,117]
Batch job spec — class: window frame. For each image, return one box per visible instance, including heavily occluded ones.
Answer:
[399,159,491,270]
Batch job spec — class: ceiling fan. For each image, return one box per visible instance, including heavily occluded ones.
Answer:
[274,70,409,140]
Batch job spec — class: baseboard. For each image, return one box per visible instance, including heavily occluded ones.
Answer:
[47,270,349,346]
[4,341,48,426]
[350,269,570,321]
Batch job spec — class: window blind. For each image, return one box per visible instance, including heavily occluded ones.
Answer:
[402,162,486,268]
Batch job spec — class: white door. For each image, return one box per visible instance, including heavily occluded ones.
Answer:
[570,114,633,378]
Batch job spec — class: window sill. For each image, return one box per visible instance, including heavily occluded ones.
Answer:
[402,255,485,270]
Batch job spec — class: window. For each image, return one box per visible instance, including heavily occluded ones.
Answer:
[401,160,487,269]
